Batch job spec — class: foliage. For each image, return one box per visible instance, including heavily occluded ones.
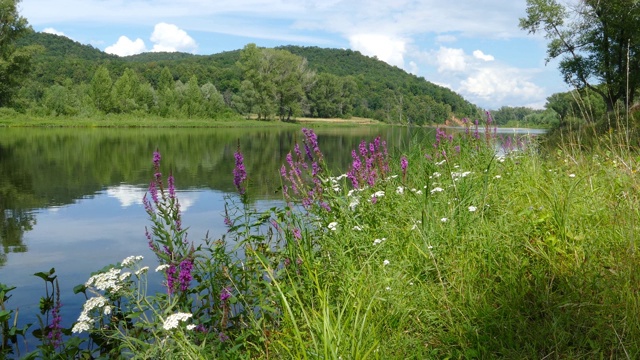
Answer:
[8,31,480,123]
[520,0,640,113]
[0,0,41,107]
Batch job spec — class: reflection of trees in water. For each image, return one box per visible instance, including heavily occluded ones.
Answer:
[0,144,41,267]
[0,126,437,267]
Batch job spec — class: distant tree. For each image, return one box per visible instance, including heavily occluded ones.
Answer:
[200,82,224,116]
[112,68,140,113]
[183,75,203,117]
[0,0,41,107]
[90,65,113,112]
[520,0,640,114]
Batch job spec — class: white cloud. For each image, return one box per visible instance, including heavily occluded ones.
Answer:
[104,23,197,56]
[42,27,65,36]
[348,34,406,68]
[459,67,544,106]
[435,34,457,43]
[473,50,494,62]
[436,47,466,73]
[150,23,198,53]
[105,36,147,56]
[408,61,419,75]
[106,185,198,212]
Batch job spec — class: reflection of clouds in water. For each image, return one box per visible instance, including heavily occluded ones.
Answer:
[106,185,144,207]
[106,185,198,212]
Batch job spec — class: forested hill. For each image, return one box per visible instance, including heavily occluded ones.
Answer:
[14,32,481,123]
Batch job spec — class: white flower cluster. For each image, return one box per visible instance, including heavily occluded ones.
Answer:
[373,237,387,245]
[72,295,109,333]
[121,255,143,268]
[162,312,193,330]
[451,171,472,181]
[85,267,125,292]
[327,222,338,231]
[324,174,348,192]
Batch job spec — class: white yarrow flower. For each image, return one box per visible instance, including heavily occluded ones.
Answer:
[396,186,404,194]
[135,266,149,275]
[121,255,143,267]
[155,264,170,272]
[569,173,576,178]
[494,175,502,179]
[353,225,362,231]
[430,187,444,194]
[383,259,390,266]
[468,206,477,212]
[327,222,338,231]
[72,321,92,333]
[163,312,193,331]
[441,218,448,222]
[372,191,385,198]
[186,324,196,331]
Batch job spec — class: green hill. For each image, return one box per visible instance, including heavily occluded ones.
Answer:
[13,32,481,123]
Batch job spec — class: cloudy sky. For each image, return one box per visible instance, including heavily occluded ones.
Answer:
[20,0,570,110]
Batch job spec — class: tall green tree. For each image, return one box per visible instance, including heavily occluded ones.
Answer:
[90,65,113,113]
[111,68,140,113]
[0,0,40,107]
[520,0,640,114]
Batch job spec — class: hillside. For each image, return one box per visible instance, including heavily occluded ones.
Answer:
[13,32,481,123]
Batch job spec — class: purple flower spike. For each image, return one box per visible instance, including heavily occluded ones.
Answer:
[233,149,247,195]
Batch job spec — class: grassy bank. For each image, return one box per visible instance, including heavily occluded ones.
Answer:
[0,111,385,128]
[2,125,639,359]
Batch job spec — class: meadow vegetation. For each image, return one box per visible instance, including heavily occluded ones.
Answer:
[2,116,639,359]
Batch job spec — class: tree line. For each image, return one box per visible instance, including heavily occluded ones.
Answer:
[5,29,481,124]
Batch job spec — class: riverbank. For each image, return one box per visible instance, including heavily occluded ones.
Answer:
[0,111,386,128]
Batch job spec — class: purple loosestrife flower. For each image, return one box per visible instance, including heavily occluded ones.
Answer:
[168,173,176,199]
[400,156,408,180]
[219,332,230,342]
[293,228,302,240]
[153,150,161,169]
[220,287,232,302]
[166,264,177,294]
[47,300,63,349]
[233,149,247,195]
[179,258,193,292]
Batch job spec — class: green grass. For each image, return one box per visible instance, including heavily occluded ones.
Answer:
[265,133,640,359]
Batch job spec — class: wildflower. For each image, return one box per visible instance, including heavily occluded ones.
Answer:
[86,268,123,292]
[135,266,149,275]
[396,186,404,194]
[385,286,391,291]
[233,149,247,195]
[353,225,362,231]
[155,264,170,272]
[400,156,408,179]
[435,160,446,166]
[72,321,91,334]
[48,300,63,349]
[219,332,230,342]
[293,228,302,240]
[179,258,193,292]
[383,259,390,266]
[373,238,386,245]
[441,218,448,222]
[103,305,112,315]
[220,287,232,302]
[121,255,143,267]
[430,187,444,194]
[569,173,576,178]
[411,224,418,230]
[372,190,385,198]
[327,222,338,231]
[468,206,477,212]
[163,312,193,330]
[494,175,502,179]
[432,172,442,178]
[186,324,196,331]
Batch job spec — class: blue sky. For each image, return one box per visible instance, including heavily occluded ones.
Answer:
[20,0,571,110]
